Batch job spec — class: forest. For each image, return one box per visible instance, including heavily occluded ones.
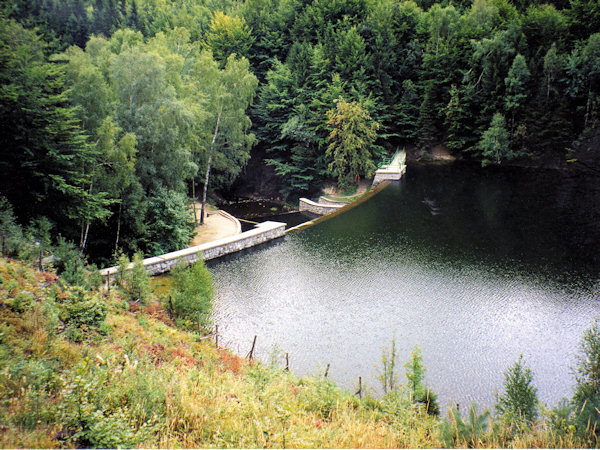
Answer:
[1,0,600,264]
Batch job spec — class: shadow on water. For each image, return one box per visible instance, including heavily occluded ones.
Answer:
[208,162,600,409]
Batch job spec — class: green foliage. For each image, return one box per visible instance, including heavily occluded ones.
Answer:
[297,376,346,420]
[504,54,530,122]
[404,345,440,416]
[4,0,600,259]
[545,398,576,438]
[206,11,254,63]
[0,197,24,257]
[52,237,102,290]
[440,403,491,448]
[573,320,600,441]
[378,338,399,395]
[326,96,379,187]
[478,113,514,166]
[59,287,107,342]
[0,19,110,243]
[495,355,539,425]
[168,261,215,328]
[116,252,151,304]
[6,291,35,313]
[145,189,195,256]
[60,359,158,448]
[0,257,597,448]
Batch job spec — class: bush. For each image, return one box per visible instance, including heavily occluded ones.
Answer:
[7,290,34,312]
[495,355,539,425]
[545,398,575,437]
[20,217,52,266]
[378,338,398,395]
[145,189,195,256]
[59,359,158,448]
[168,261,214,328]
[59,287,107,342]
[573,320,600,441]
[116,252,151,304]
[0,197,24,257]
[404,346,440,416]
[439,403,490,448]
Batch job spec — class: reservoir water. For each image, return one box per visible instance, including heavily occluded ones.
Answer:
[209,162,600,410]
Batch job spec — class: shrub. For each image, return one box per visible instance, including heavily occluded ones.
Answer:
[495,355,539,425]
[20,217,52,266]
[168,261,214,328]
[404,346,440,416]
[439,403,490,448]
[7,290,34,312]
[545,398,575,437]
[0,197,24,257]
[59,287,107,342]
[378,338,398,395]
[59,359,158,448]
[116,252,151,304]
[573,320,600,441]
[297,377,346,420]
[51,237,104,290]
[145,189,195,256]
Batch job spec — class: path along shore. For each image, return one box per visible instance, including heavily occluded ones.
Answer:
[190,203,241,246]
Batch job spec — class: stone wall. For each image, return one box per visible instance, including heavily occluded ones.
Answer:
[299,198,345,215]
[317,196,349,207]
[214,209,242,234]
[372,165,406,186]
[100,221,286,277]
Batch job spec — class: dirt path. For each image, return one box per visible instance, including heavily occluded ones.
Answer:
[321,179,371,200]
[189,203,241,246]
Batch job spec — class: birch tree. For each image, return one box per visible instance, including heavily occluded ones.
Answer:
[192,52,258,224]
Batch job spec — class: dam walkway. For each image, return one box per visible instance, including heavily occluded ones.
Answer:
[372,149,406,186]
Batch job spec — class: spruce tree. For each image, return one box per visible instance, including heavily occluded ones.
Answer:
[0,19,109,238]
[495,355,539,425]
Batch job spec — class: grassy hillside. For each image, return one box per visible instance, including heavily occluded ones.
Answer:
[0,258,588,448]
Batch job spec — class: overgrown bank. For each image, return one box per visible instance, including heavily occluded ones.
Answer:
[2,257,600,448]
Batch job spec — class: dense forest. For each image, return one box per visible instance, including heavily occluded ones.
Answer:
[1,0,600,264]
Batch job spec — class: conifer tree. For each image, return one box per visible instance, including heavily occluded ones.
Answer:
[496,355,539,425]
[326,97,379,187]
[0,19,109,238]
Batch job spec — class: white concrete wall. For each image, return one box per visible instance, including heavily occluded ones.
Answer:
[299,198,344,215]
[100,221,286,277]
[317,196,349,207]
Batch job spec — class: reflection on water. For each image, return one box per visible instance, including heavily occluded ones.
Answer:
[208,163,600,409]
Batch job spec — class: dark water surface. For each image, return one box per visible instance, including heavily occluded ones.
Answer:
[208,163,600,409]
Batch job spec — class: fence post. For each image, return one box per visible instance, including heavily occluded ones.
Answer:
[247,335,257,360]
[355,376,362,399]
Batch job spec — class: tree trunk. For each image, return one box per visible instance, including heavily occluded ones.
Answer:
[79,221,85,249]
[80,181,94,251]
[200,112,221,225]
[192,179,197,225]
[585,88,592,129]
[114,200,122,256]
[82,221,91,251]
